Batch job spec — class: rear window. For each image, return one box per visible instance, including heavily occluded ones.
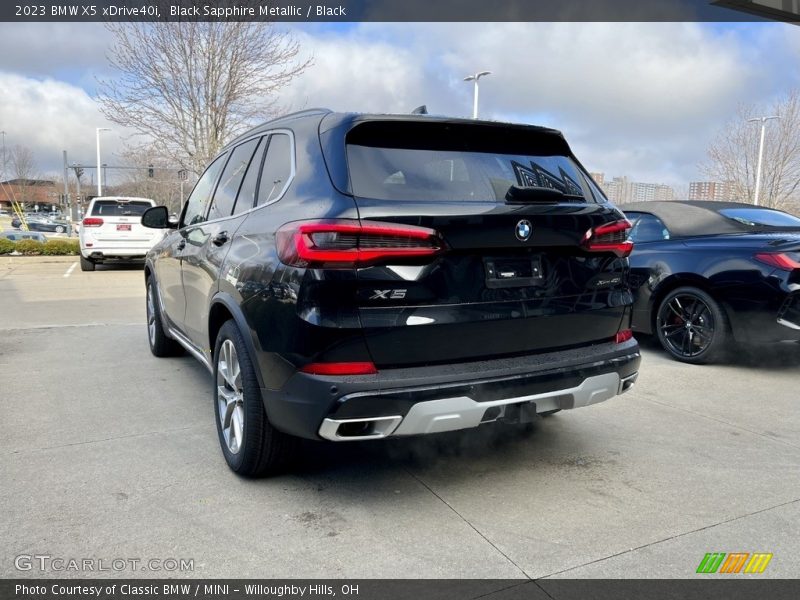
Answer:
[719,208,800,228]
[90,200,152,216]
[348,146,591,202]
[345,120,592,203]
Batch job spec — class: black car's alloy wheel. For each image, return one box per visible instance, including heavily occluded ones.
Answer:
[656,287,728,364]
[145,278,182,357]
[213,320,297,477]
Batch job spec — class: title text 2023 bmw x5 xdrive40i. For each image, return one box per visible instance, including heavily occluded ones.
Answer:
[141,110,641,476]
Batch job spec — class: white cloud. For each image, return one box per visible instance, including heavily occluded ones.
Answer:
[285,22,799,185]
[0,23,114,79]
[0,72,126,179]
[286,30,421,114]
[2,21,799,189]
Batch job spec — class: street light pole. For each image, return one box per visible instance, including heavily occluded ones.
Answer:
[96,127,111,196]
[463,71,492,119]
[747,115,780,206]
[1,130,6,180]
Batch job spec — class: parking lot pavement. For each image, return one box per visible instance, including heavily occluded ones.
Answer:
[1,257,799,579]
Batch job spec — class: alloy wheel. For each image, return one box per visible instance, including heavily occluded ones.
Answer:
[147,285,156,346]
[217,339,245,455]
[146,284,156,345]
[658,293,715,358]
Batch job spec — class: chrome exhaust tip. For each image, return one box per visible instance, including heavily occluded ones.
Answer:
[619,372,638,394]
[318,415,402,442]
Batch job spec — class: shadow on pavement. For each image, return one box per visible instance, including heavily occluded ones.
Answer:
[283,417,576,482]
[93,262,147,271]
[636,333,800,371]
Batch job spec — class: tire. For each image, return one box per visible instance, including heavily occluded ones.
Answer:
[55,225,66,233]
[213,319,298,477]
[79,255,95,272]
[655,286,729,364]
[146,277,183,357]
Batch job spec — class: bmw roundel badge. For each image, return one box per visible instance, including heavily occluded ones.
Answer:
[516,219,532,242]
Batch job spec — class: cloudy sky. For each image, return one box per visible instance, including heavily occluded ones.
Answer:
[0,21,798,188]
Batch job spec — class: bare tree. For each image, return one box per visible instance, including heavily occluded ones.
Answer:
[9,145,38,183]
[701,90,800,209]
[99,21,311,174]
[3,145,42,208]
[110,145,189,213]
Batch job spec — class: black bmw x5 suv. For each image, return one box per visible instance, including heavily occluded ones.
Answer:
[142,110,641,476]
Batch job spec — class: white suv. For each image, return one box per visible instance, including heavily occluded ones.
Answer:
[79,197,160,271]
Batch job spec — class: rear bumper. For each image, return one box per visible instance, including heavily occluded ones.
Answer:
[81,247,152,260]
[262,339,641,441]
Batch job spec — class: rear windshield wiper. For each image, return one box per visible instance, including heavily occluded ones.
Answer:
[505,185,584,204]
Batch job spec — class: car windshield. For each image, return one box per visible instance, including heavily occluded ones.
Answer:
[91,200,152,216]
[719,207,800,228]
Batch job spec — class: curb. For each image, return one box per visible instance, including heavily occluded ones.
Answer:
[1,255,79,264]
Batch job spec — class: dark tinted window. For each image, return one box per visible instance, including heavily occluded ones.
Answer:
[182,154,226,227]
[90,200,152,216]
[257,134,293,206]
[627,212,670,243]
[233,137,267,215]
[347,145,590,202]
[208,138,260,221]
[719,208,800,228]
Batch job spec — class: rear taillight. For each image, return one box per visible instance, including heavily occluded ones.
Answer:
[582,220,633,258]
[299,362,378,375]
[82,217,104,227]
[615,329,634,344]
[276,219,444,268]
[754,252,800,271]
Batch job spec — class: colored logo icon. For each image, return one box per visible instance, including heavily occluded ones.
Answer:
[696,552,773,574]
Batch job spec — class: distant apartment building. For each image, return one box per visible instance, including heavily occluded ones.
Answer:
[688,181,737,202]
[598,175,674,204]
[630,181,675,203]
[589,172,604,186]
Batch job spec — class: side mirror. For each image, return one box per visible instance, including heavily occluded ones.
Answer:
[141,206,175,229]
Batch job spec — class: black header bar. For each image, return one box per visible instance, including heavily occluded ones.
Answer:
[3,579,800,600]
[1,0,799,23]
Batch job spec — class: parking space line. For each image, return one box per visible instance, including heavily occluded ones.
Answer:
[63,262,78,278]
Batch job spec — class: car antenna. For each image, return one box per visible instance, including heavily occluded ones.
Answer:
[411,105,428,115]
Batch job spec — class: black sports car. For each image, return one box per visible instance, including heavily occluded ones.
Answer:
[624,201,800,363]
[11,216,71,234]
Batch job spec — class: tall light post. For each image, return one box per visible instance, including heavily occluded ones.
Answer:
[1,130,6,180]
[463,71,491,119]
[96,127,111,196]
[747,115,780,206]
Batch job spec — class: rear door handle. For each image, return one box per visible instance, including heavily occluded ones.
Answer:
[212,231,229,247]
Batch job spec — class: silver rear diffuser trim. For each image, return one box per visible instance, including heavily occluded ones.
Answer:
[319,372,632,441]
